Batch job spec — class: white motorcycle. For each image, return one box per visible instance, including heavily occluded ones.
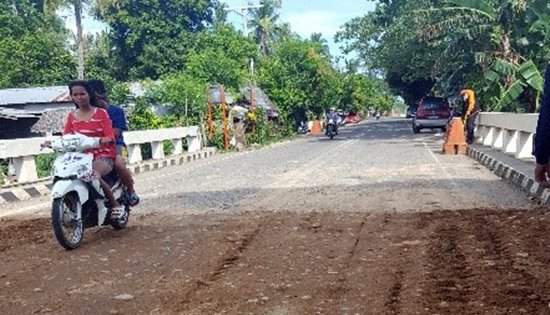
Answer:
[45,133,130,250]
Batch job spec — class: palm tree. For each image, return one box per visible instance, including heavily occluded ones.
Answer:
[248,0,280,56]
[212,1,228,28]
[310,32,330,57]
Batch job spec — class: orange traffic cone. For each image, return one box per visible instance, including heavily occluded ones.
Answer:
[442,117,468,155]
[311,120,322,135]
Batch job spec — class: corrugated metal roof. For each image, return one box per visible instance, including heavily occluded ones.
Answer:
[0,108,42,120]
[240,86,277,110]
[0,86,70,106]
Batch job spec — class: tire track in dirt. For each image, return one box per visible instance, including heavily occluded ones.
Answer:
[165,214,268,314]
[468,214,550,313]
[328,216,368,311]
[425,214,475,314]
[385,270,404,315]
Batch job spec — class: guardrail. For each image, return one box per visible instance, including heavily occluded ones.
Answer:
[0,126,202,184]
[476,113,538,159]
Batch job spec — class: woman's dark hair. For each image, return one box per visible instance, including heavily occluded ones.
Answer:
[68,80,97,107]
[87,79,107,95]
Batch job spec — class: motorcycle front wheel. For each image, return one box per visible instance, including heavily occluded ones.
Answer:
[52,193,83,250]
[327,125,335,139]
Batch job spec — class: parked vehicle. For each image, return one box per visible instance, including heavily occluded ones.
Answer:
[346,112,360,123]
[45,134,131,250]
[297,121,308,134]
[412,97,451,133]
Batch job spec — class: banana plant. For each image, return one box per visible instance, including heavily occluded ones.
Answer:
[485,58,544,111]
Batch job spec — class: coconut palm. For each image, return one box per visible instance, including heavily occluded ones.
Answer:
[248,0,280,56]
[212,1,228,28]
[310,32,330,57]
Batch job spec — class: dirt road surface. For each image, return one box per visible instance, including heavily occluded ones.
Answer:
[1,119,549,314]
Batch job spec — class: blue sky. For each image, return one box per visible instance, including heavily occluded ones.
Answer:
[63,1,375,59]
[223,0,375,57]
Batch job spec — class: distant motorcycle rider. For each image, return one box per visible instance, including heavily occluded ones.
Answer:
[326,107,339,135]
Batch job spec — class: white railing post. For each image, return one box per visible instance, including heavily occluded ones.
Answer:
[187,135,201,153]
[171,138,183,155]
[11,156,38,183]
[127,144,142,164]
[493,128,505,150]
[483,127,495,146]
[151,141,165,160]
[505,130,518,154]
[516,131,534,159]
[476,125,486,144]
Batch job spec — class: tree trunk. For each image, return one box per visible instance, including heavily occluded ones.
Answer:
[75,0,85,79]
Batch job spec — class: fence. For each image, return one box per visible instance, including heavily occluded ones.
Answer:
[0,126,202,185]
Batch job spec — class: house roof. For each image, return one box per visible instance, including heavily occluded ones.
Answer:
[0,108,42,120]
[31,108,72,133]
[240,86,277,110]
[0,86,71,106]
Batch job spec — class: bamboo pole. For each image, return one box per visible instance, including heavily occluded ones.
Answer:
[250,82,256,134]
[207,89,214,139]
[220,85,230,150]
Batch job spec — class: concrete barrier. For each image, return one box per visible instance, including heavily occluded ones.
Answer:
[0,126,202,185]
[477,113,538,159]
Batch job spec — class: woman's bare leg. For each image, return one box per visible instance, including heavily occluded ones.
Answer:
[93,159,120,208]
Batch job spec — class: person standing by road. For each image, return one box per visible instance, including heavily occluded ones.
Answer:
[534,65,550,187]
[460,88,481,145]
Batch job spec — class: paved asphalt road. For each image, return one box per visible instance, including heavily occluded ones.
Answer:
[1,118,535,218]
[3,118,548,315]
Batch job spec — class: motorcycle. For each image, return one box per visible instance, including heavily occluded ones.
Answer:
[297,121,308,134]
[326,118,337,139]
[44,133,130,250]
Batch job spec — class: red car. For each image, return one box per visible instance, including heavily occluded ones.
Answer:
[346,113,360,123]
[412,97,450,133]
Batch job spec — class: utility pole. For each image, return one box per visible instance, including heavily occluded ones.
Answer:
[224,1,263,36]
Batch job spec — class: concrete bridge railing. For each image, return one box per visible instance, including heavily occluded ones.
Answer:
[0,126,202,185]
[476,113,538,159]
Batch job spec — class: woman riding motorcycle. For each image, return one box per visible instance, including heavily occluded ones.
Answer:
[61,81,124,218]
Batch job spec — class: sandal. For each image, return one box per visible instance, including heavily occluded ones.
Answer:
[127,193,140,206]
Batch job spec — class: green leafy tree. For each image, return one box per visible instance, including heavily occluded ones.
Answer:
[0,0,75,88]
[257,39,343,125]
[337,0,550,112]
[186,25,258,91]
[93,0,215,80]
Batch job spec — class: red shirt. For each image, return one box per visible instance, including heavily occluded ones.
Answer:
[63,108,116,159]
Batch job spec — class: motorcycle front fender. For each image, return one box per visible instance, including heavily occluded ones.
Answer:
[51,180,90,204]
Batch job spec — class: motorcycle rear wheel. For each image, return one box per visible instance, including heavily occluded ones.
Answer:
[52,193,83,250]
